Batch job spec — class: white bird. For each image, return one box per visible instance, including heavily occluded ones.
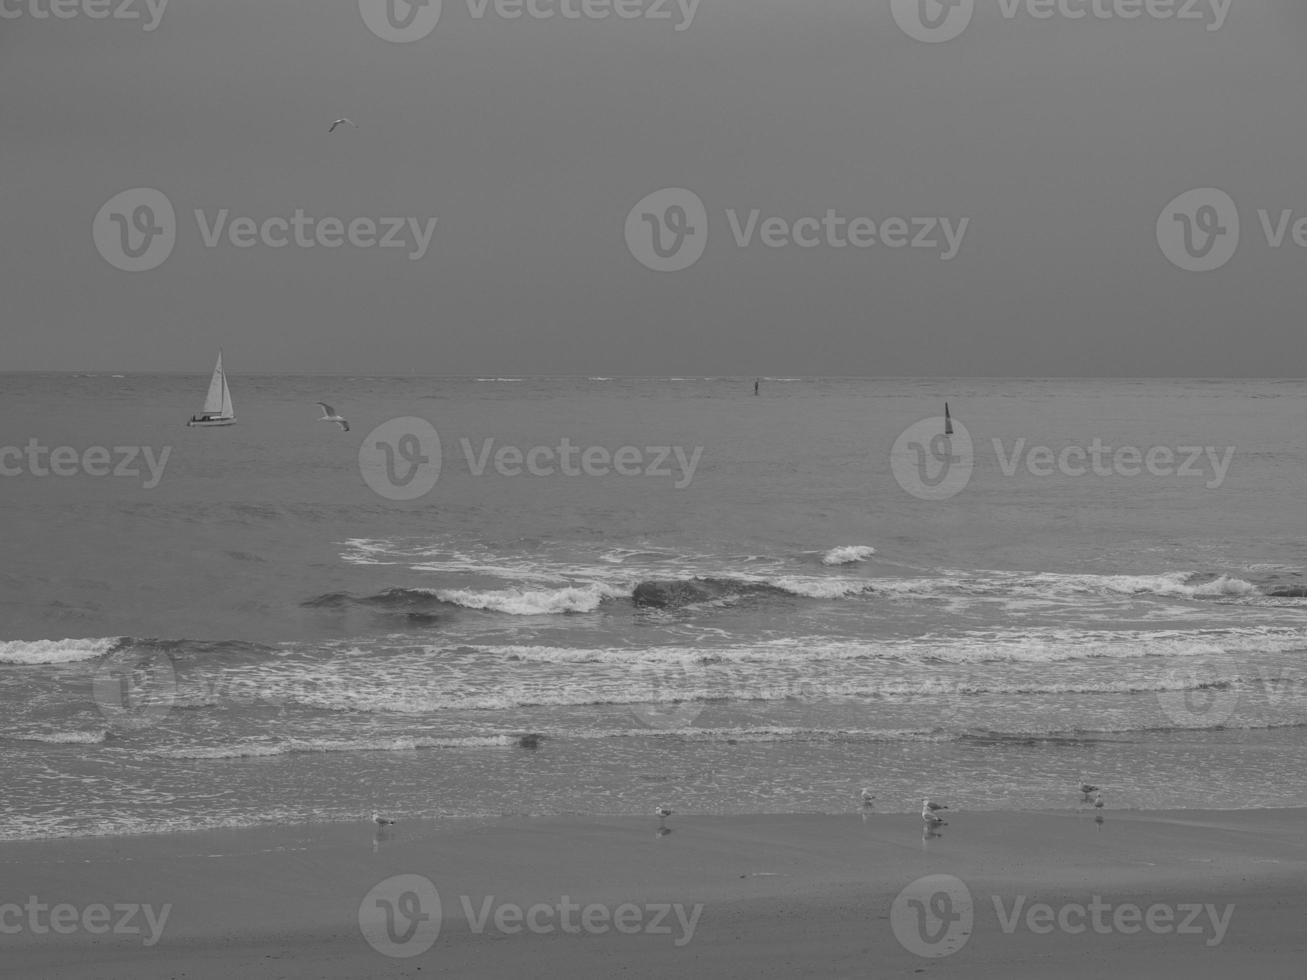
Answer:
[923,798,948,812]
[329,117,357,134]
[860,788,875,805]
[1093,793,1104,810]
[1080,781,1099,798]
[655,805,673,821]
[316,402,350,431]
[372,812,396,826]
[921,802,948,827]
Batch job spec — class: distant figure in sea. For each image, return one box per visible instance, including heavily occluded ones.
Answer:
[754,378,760,396]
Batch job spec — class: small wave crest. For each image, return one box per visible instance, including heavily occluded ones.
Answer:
[0,637,121,665]
[821,545,877,566]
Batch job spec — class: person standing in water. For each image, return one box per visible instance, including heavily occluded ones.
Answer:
[754,378,760,396]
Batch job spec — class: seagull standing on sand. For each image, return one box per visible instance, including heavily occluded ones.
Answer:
[921,800,948,827]
[1093,793,1104,810]
[372,812,396,826]
[329,117,357,133]
[316,402,350,432]
[860,788,875,806]
[1079,781,1100,801]
[655,805,673,824]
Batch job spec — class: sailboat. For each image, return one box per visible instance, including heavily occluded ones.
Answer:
[944,402,954,436]
[187,350,236,427]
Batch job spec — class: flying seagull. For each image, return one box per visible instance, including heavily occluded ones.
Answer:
[316,402,350,432]
[372,812,396,826]
[329,117,357,134]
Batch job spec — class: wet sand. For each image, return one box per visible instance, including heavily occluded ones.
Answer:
[2,808,1305,979]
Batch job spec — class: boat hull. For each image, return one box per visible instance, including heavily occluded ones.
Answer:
[186,417,236,427]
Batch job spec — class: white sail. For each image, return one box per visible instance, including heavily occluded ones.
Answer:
[201,351,227,416]
[220,368,233,417]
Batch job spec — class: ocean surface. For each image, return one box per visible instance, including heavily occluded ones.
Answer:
[1,375,1305,840]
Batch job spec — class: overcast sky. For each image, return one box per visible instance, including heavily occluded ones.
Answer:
[4,0,1306,375]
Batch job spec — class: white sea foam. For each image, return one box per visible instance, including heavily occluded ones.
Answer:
[436,583,625,614]
[7,730,109,745]
[0,637,120,665]
[151,734,519,759]
[821,545,877,566]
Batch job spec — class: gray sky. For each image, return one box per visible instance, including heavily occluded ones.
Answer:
[3,0,1305,375]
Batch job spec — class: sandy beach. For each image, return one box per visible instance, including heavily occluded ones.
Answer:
[3,807,1304,979]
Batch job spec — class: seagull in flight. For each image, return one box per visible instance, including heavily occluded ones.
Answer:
[316,402,350,432]
[329,117,357,134]
[372,812,396,826]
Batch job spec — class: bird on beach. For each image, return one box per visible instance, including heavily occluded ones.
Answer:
[860,788,875,806]
[1093,793,1104,810]
[315,402,350,431]
[655,805,673,823]
[329,117,357,133]
[372,812,396,826]
[1079,781,1100,800]
[921,801,948,827]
